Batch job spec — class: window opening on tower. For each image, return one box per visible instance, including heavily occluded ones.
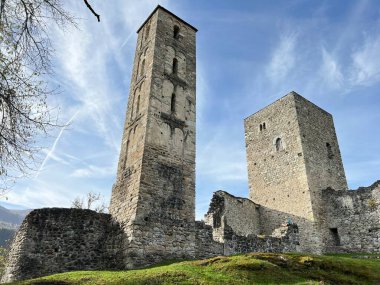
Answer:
[275,138,283,151]
[172,58,178,74]
[173,25,180,39]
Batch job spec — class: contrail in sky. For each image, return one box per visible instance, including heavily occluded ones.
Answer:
[35,110,80,178]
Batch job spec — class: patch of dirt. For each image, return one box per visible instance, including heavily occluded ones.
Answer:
[30,281,70,285]
[195,256,230,266]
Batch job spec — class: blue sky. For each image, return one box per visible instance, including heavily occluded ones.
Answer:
[1,0,380,219]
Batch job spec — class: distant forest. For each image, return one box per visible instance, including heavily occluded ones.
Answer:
[0,229,16,248]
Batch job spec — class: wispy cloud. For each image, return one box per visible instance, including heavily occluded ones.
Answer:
[5,0,170,209]
[198,135,247,183]
[71,165,115,178]
[266,33,297,82]
[319,47,343,89]
[4,1,380,217]
[350,34,380,86]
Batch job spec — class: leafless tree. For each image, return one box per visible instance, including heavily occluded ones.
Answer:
[0,1,100,195]
[71,192,108,213]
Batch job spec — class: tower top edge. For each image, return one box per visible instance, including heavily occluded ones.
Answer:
[136,5,198,33]
[244,91,332,122]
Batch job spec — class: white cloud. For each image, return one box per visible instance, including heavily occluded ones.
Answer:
[7,0,171,209]
[6,182,72,209]
[320,47,343,89]
[71,165,115,178]
[266,33,297,82]
[198,136,247,183]
[350,34,380,86]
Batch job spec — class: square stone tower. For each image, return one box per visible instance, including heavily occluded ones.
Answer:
[109,6,197,267]
[244,92,348,253]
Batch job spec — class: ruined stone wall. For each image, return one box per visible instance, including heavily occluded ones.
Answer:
[223,224,300,255]
[201,190,300,256]
[321,181,380,253]
[194,221,224,259]
[1,208,124,283]
[195,217,300,257]
[204,191,260,243]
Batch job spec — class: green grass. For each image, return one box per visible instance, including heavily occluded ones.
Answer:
[10,253,380,285]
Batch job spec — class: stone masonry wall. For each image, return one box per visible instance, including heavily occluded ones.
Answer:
[194,221,224,259]
[294,94,348,252]
[244,92,321,253]
[1,208,124,283]
[109,7,197,269]
[202,190,300,256]
[223,223,300,255]
[109,0,155,230]
[321,181,380,253]
[204,191,260,243]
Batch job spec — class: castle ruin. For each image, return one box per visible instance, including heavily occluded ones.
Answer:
[2,6,379,283]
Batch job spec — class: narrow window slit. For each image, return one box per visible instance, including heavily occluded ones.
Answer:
[171,93,176,113]
[140,59,145,76]
[173,25,180,39]
[275,138,283,151]
[172,58,178,74]
[136,95,140,115]
[326,143,334,159]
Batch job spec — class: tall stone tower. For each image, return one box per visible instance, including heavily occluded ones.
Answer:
[110,6,197,267]
[244,92,348,252]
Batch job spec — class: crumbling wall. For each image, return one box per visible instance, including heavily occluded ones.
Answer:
[322,181,380,253]
[224,223,300,255]
[194,221,223,259]
[1,208,125,283]
[257,205,323,255]
[204,191,260,242]
[202,190,300,256]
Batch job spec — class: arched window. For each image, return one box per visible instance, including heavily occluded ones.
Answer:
[136,95,140,115]
[259,124,263,131]
[275,138,283,151]
[326,143,334,159]
[172,58,178,74]
[263,122,266,130]
[140,59,145,76]
[173,25,180,39]
[171,93,176,113]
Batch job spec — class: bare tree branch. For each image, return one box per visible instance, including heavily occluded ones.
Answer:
[0,0,102,195]
[0,0,77,195]
[83,0,100,22]
[71,192,108,213]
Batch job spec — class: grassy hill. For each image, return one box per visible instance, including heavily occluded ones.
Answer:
[8,253,380,285]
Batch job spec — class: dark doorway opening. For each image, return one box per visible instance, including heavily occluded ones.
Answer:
[329,228,341,246]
